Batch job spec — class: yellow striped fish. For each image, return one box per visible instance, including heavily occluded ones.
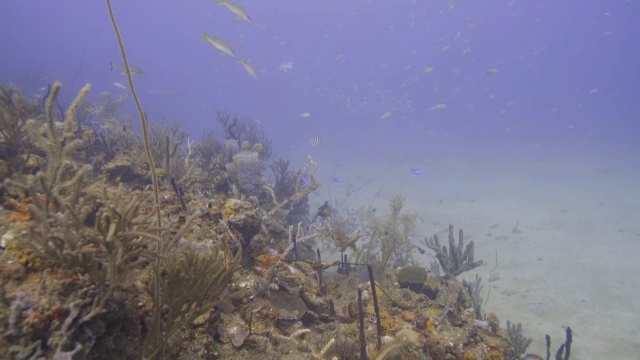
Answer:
[201,30,235,57]
[238,60,257,78]
[217,1,250,22]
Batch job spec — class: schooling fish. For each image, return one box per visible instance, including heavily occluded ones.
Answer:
[411,168,423,175]
[110,62,144,77]
[201,30,235,57]
[309,136,321,147]
[217,0,250,22]
[238,60,257,78]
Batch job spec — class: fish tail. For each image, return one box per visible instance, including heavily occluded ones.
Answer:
[201,29,209,41]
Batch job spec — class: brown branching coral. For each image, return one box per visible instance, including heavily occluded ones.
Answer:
[506,320,533,359]
[316,216,363,252]
[360,194,418,278]
[14,82,93,214]
[26,188,161,324]
[265,155,319,219]
[5,83,161,326]
[149,122,187,182]
[216,111,273,160]
[269,157,297,203]
[424,224,483,278]
[0,85,40,171]
[191,130,222,172]
[143,239,242,359]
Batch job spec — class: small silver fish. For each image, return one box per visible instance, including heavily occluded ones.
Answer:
[238,60,257,78]
[310,136,321,147]
[429,103,447,111]
[217,0,250,22]
[411,168,423,175]
[201,30,235,57]
[379,111,392,120]
[278,61,293,73]
[110,62,144,77]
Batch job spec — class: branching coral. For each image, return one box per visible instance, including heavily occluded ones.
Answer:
[315,216,362,252]
[265,155,319,218]
[216,111,273,160]
[506,321,532,359]
[0,85,40,171]
[143,239,242,359]
[269,157,297,203]
[26,188,161,324]
[149,122,187,182]
[192,130,222,172]
[5,82,161,326]
[360,194,418,279]
[11,82,93,214]
[462,274,484,320]
[424,224,483,278]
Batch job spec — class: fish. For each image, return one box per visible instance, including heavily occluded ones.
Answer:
[379,111,392,120]
[201,30,235,57]
[429,104,447,111]
[278,61,293,73]
[589,88,598,94]
[300,112,311,118]
[309,136,321,147]
[217,0,250,22]
[110,62,144,77]
[113,82,127,90]
[238,60,257,78]
[421,66,434,74]
[332,177,341,183]
[411,168,423,175]
[485,68,499,75]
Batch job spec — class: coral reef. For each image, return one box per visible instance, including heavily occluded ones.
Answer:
[0,81,544,360]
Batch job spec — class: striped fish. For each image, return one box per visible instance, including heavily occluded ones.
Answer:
[309,136,321,147]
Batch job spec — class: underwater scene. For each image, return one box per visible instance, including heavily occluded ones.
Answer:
[1,1,639,359]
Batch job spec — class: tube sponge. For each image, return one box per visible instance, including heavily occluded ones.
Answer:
[233,151,264,197]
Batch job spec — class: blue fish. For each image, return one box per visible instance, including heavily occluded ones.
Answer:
[411,168,423,175]
[332,177,341,183]
[299,174,310,188]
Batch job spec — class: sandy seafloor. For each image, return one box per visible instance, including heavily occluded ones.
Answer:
[307,143,640,360]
